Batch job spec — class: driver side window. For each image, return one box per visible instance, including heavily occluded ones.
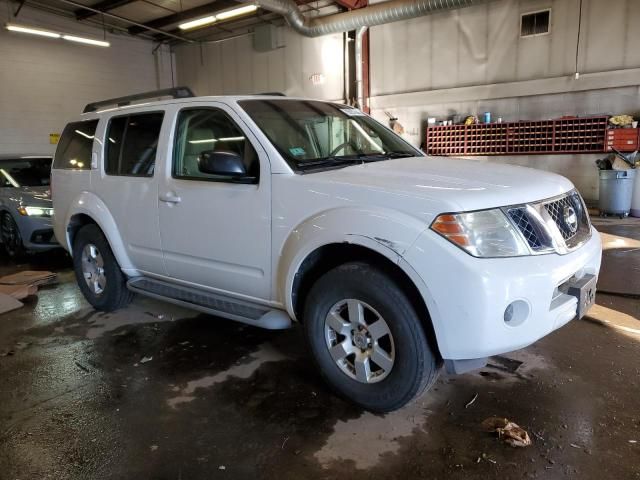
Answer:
[173,108,259,183]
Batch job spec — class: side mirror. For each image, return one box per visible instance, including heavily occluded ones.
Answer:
[198,150,247,178]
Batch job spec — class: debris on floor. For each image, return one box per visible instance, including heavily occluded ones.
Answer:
[0,293,24,315]
[481,417,532,447]
[0,270,57,314]
[0,270,57,287]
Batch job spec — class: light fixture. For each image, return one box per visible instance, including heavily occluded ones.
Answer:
[215,4,258,20]
[179,15,217,30]
[6,23,60,38]
[5,23,110,47]
[179,4,257,30]
[63,35,110,47]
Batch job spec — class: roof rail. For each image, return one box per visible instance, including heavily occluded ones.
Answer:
[83,86,195,113]
[257,92,286,96]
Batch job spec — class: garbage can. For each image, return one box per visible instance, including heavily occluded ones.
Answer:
[632,169,640,217]
[599,169,636,217]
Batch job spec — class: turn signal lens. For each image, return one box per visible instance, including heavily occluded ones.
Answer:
[431,216,470,246]
[430,209,530,258]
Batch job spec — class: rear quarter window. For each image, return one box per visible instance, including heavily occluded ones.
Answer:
[53,120,98,170]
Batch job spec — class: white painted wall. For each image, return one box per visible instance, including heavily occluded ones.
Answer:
[368,0,640,201]
[173,0,640,201]
[0,5,173,155]
[174,27,345,100]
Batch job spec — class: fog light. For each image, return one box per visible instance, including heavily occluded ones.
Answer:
[503,300,530,326]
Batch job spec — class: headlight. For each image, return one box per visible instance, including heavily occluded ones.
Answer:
[17,206,54,217]
[431,209,529,258]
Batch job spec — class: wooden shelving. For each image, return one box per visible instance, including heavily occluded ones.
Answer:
[425,116,609,156]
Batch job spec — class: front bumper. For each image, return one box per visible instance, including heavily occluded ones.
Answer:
[15,214,60,251]
[404,227,602,360]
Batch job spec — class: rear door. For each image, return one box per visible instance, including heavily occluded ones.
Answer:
[91,109,167,275]
[157,102,272,300]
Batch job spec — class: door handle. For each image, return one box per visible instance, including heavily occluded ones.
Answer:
[159,192,182,204]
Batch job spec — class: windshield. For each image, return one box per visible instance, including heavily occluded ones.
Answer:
[0,158,52,187]
[239,99,422,172]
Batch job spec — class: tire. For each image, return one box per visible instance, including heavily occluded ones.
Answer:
[1,212,25,259]
[73,224,133,311]
[303,262,440,412]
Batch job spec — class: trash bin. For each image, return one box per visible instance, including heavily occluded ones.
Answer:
[599,169,636,217]
[632,169,640,217]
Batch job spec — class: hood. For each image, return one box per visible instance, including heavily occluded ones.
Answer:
[306,156,575,212]
[10,186,52,207]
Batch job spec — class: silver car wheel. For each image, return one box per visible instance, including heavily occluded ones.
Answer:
[81,244,106,295]
[324,299,395,384]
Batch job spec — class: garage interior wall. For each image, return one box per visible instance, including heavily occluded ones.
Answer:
[174,28,345,101]
[369,0,640,201]
[174,0,640,201]
[0,4,174,155]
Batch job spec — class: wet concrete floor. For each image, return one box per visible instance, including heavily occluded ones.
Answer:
[0,218,638,479]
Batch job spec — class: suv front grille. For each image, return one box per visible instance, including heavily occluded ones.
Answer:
[506,208,545,250]
[543,192,591,248]
[504,190,591,255]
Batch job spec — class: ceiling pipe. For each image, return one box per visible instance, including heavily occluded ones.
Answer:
[243,0,489,37]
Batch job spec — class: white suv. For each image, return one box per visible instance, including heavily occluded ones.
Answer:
[52,88,601,412]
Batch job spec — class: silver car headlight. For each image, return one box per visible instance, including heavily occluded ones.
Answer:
[18,206,54,217]
[431,209,530,258]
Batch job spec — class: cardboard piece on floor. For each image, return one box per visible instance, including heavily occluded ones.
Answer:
[0,293,24,314]
[0,270,57,286]
[0,284,38,300]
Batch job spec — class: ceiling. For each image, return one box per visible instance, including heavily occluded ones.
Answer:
[12,0,346,44]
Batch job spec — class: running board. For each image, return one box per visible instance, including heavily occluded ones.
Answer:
[127,277,291,330]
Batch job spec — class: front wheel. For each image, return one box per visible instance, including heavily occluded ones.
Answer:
[303,262,440,412]
[1,212,25,258]
[73,224,133,311]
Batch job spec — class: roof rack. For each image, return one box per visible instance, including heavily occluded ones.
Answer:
[83,86,195,113]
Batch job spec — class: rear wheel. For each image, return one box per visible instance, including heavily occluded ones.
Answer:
[73,224,133,311]
[303,262,440,412]
[1,212,25,258]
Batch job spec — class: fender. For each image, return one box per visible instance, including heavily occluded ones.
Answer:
[63,191,139,276]
[277,206,433,320]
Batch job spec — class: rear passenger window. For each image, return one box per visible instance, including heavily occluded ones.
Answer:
[105,112,164,176]
[53,120,98,169]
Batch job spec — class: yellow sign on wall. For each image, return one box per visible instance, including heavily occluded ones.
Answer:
[49,133,60,145]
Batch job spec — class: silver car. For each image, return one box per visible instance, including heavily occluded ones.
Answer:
[0,155,59,257]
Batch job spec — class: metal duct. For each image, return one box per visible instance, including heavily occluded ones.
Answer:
[246,0,488,37]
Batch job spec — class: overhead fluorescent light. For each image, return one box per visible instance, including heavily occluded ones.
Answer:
[179,15,217,30]
[6,23,60,38]
[63,35,110,47]
[179,4,257,30]
[6,23,109,47]
[215,4,258,20]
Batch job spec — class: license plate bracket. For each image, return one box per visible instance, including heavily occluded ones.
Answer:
[567,274,597,319]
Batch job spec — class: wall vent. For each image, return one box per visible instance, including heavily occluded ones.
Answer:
[521,10,550,37]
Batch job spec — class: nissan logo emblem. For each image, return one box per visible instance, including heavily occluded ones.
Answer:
[563,206,578,233]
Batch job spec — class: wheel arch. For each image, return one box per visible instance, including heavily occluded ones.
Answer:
[64,192,138,274]
[289,241,442,359]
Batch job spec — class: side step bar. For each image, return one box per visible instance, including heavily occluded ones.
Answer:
[127,277,291,330]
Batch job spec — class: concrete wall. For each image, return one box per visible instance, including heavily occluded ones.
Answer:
[0,5,173,155]
[368,0,640,200]
[174,27,345,100]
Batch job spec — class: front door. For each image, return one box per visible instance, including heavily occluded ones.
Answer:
[158,103,272,301]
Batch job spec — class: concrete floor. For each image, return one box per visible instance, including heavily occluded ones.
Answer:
[0,218,638,480]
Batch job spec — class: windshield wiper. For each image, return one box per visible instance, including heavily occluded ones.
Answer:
[295,151,416,171]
